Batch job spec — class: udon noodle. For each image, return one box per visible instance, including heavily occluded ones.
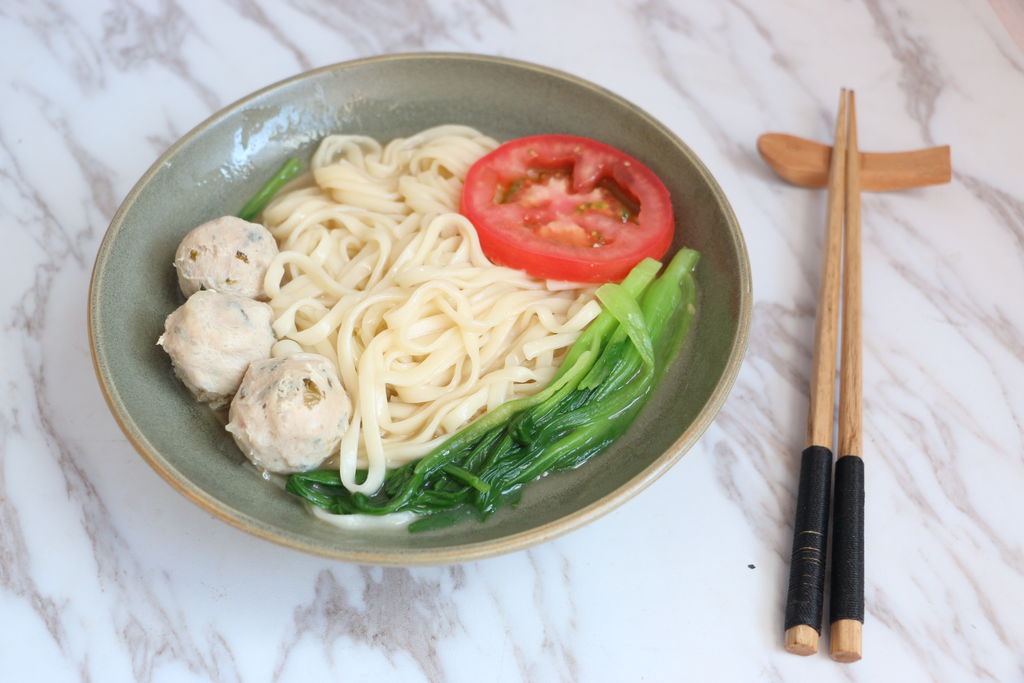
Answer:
[260,126,599,495]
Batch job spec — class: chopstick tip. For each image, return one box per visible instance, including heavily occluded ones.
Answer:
[784,625,819,656]
[830,619,863,662]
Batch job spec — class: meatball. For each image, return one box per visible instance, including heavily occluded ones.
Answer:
[157,290,275,407]
[174,216,278,299]
[226,354,351,474]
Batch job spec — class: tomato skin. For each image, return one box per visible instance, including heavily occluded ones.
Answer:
[460,135,674,283]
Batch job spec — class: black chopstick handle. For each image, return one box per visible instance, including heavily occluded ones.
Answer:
[784,445,833,634]
[830,454,864,624]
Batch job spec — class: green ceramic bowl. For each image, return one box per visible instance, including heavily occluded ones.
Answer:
[89,54,751,565]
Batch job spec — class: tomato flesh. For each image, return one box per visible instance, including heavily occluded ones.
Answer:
[460,135,674,283]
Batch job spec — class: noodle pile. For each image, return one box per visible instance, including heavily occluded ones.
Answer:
[260,126,599,494]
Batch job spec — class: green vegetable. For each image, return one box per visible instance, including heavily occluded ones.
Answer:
[237,158,302,222]
[285,249,700,530]
[552,257,660,382]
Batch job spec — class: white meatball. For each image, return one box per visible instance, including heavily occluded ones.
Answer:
[157,290,275,407]
[174,216,278,299]
[226,354,351,474]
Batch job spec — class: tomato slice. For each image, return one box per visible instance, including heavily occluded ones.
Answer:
[460,134,674,283]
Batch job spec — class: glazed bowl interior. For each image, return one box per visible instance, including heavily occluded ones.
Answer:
[90,54,750,565]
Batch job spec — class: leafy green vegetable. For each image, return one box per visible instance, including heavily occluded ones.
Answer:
[285,249,700,530]
[237,158,302,222]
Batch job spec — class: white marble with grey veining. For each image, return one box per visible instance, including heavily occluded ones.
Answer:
[2,1,1022,681]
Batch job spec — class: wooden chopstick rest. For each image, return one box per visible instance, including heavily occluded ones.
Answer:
[757,133,950,191]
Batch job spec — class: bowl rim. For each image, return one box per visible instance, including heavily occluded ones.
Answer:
[88,52,752,566]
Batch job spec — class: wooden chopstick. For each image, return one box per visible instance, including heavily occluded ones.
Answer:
[783,88,867,661]
[783,89,849,657]
[830,90,865,663]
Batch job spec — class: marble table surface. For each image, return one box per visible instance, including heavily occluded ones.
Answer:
[3,1,1022,681]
